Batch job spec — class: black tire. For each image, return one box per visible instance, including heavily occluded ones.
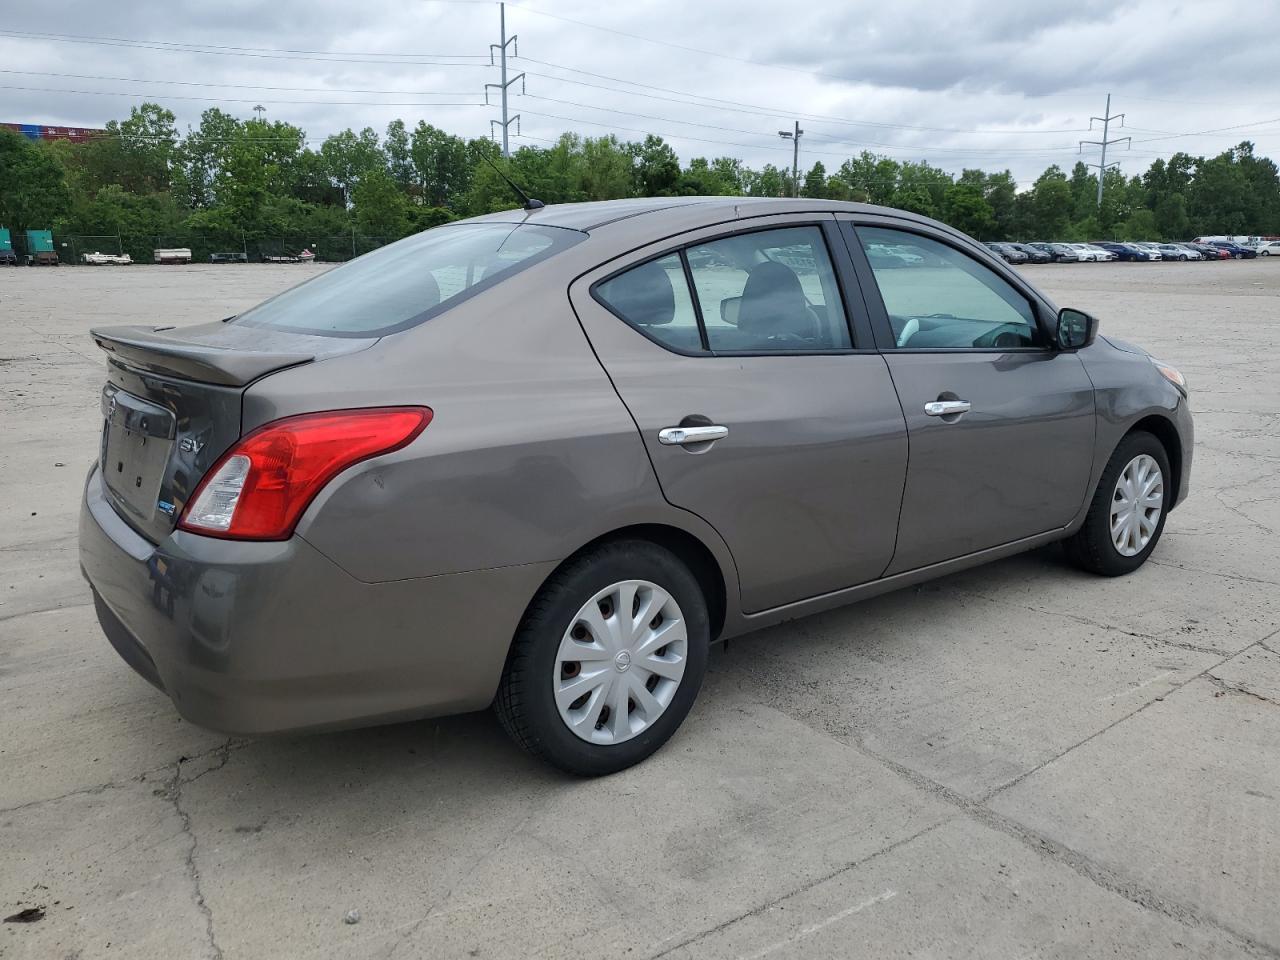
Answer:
[495,539,710,776]
[1065,431,1171,576]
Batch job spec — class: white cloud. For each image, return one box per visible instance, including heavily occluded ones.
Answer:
[3,0,1279,186]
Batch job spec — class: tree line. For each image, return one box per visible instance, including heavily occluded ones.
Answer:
[2,102,1278,262]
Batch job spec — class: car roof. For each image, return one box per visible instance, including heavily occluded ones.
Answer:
[460,195,945,234]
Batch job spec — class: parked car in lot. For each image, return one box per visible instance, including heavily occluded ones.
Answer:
[79,197,1194,774]
[1253,240,1280,257]
[1185,242,1228,260]
[1209,240,1258,259]
[985,241,1028,264]
[210,251,248,264]
[1030,242,1088,262]
[1156,243,1200,261]
[1093,242,1155,262]
[1069,243,1111,262]
[1005,242,1052,264]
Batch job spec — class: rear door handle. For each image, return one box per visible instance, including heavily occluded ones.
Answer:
[924,400,971,417]
[659,425,729,446]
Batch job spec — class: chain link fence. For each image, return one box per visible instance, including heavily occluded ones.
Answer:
[5,231,392,265]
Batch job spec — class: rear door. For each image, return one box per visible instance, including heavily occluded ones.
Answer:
[570,214,907,613]
[838,216,1096,574]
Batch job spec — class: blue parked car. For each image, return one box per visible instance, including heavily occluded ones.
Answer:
[1209,240,1258,259]
[1093,242,1155,262]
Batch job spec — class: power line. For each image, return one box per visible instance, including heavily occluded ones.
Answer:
[0,28,490,58]
[515,57,1091,136]
[0,68,478,96]
[0,83,486,107]
[0,29,491,67]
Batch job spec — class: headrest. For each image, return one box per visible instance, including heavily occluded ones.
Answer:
[600,260,675,325]
[737,261,806,334]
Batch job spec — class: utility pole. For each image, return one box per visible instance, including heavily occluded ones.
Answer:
[486,2,525,157]
[1079,94,1130,208]
[778,121,804,197]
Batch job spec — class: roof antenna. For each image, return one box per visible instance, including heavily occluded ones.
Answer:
[481,153,544,211]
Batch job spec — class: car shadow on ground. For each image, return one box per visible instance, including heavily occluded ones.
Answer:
[210,544,1080,800]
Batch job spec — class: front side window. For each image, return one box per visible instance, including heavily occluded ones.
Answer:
[236,222,584,337]
[857,226,1041,350]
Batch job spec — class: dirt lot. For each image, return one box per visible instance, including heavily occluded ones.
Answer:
[2,260,1278,959]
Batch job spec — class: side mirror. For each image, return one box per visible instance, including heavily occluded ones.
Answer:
[1055,307,1098,350]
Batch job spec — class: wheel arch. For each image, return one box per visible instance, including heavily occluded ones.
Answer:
[1127,414,1183,508]
[524,524,729,643]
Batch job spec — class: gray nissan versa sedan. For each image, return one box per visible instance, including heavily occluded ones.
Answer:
[79,197,1192,775]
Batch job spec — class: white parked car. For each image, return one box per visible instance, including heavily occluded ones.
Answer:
[1069,243,1110,262]
[1256,240,1280,257]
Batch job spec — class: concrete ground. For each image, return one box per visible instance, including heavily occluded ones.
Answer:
[2,259,1278,959]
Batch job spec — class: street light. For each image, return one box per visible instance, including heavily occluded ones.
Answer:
[778,121,804,198]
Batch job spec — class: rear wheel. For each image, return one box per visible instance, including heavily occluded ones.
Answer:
[1065,431,1170,576]
[495,540,710,776]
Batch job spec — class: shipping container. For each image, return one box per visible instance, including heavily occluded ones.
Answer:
[0,227,17,265]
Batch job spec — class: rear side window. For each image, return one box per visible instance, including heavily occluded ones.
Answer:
[236,222,584,337]
[593,254,703,353]
[593,225,853,355]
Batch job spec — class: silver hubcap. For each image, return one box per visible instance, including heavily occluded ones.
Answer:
[554,580,687,745]
[1110,454,1164,557]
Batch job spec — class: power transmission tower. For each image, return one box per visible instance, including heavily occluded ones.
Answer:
[778,121,804,197]
[485,2,525,157]
[1079,94,1130,208]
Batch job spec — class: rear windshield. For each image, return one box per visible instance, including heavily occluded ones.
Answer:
[235,221,584,337]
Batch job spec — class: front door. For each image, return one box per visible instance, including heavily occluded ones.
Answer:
[570,216,908,613]
[844,220,1096,575]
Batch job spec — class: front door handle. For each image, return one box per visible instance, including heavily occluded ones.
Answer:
[658,425,729,446]
[924,400,971,417]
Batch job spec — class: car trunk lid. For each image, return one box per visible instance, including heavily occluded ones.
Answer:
[91,321,375,542]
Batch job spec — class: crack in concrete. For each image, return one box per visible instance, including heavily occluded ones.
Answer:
[1205,674,1280,708]
[1146,559,1280,589]
[947,584,1234,658]
[0,738,250,815]
[0,600,94,624]
[163,742,235,960]
[719,641,1280,959]
[644,819,953,960]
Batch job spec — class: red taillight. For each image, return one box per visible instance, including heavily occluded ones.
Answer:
[178,407,431,540]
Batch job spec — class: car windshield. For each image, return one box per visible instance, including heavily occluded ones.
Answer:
[235,221,585,337]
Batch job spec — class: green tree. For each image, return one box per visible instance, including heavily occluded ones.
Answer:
[0,128,71,230]
[942,183,994,238]
[320,127,385,205]
[631,135,680,196]
[409,122,471,207]
[801,161,828,198]
[353,168,411,238]
[1029,166,1073,239]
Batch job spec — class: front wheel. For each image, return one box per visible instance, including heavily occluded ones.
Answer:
[1065,431,1171,576]
[495,540,710,776]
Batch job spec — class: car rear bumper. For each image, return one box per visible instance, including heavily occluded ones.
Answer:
[79,465,554,735]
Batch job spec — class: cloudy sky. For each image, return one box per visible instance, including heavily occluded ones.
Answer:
[3,0,1280,186]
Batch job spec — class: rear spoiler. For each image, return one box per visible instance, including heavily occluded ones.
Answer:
[90,324,314,387]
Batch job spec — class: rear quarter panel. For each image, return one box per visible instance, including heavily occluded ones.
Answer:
[241,253,739,587]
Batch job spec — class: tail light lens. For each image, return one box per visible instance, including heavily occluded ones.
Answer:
[179,407,431,540]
